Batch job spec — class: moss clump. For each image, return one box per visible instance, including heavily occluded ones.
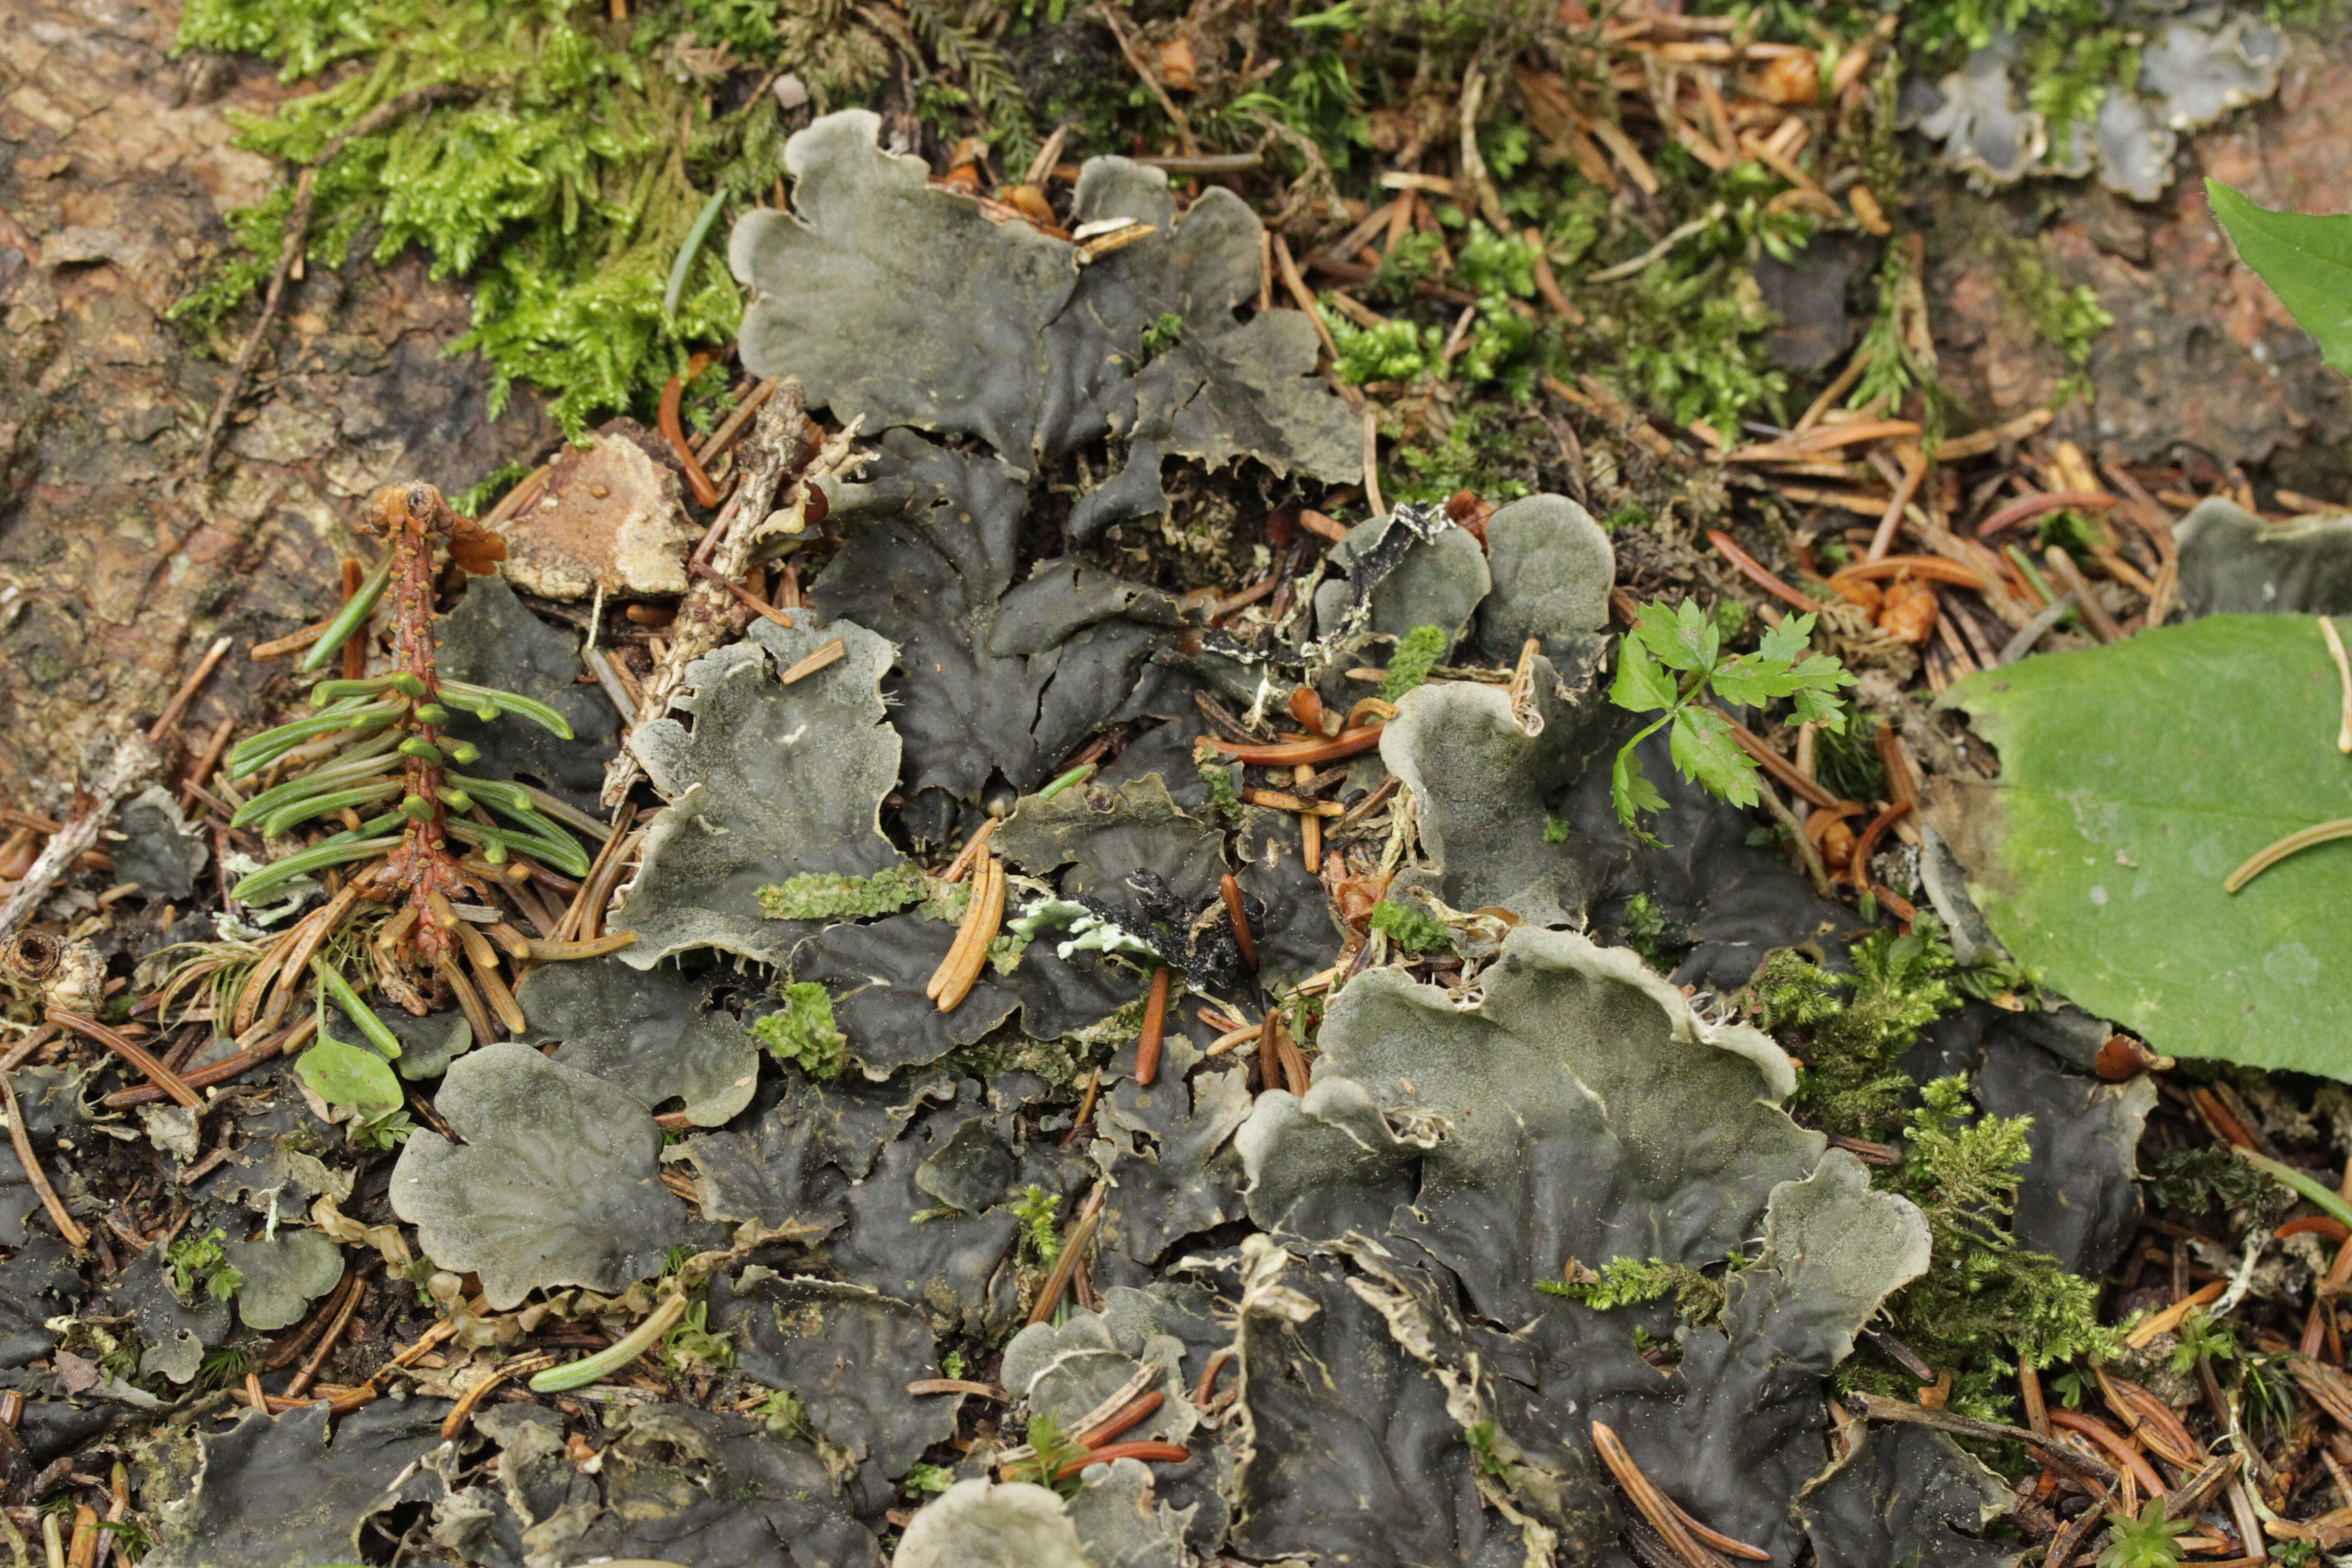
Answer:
[1193,742,1244,825]
[1538,1255,1730,1327]
[168,0,923,438]
[1368,898,1449,953]
[757,864,931,921]
[1991,235,2115,404]
[1879,1078,2118,1383]
[166,1230,244,1304]
[750,981,849,1078]
[1325,309,1436,386]
[1139,311,1185,361]
[1378,624,1449,702]
[1752,926,1959,1142]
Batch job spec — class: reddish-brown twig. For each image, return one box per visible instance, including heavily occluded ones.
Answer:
[1199,726,1384,767]
[1219,872,1258,971]
[1135,967,1174,1087]
[288,1274,367,1398]
[1026,1185,1105,1325]
[1706,529,1824,614]
[1975,490,2115,539]
[658,369,722,509]
[1054,1440,1190,1480]
[1847,800,1912,889]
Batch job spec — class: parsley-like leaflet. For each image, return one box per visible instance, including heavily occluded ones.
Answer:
[1607,599,1853,843]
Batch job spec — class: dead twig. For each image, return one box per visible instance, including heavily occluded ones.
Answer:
[0,735,159,944]
[1844,1393,2117,1490]
[602,382,819,807]
[1091,3,1198,156]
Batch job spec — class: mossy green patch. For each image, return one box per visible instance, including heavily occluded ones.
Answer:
[1378,624,1448,701]
[757,864,932,921]
[1368,897,1449,953]
[171,0,949,440]
[750,981,849,1078]
[1751,925,1959,1142]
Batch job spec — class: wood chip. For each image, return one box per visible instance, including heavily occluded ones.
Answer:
[779,637,846,685]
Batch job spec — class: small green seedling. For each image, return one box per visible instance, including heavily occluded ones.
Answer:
[1608,598,1852,843]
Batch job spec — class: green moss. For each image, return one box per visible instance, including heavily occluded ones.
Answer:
[1012,1183,1061,1264]
[750,982,849,1078]
[2144,1145,2294,1229]
[1368,898,1449,953]
[1992,235,2115,404]
[1367,231,1446,304]
[757,864,931,921]
[1881,1078,2119,1377]
[1538,1255,1733,1328]
[169,0,911,440]
[1139,310,1185,361]
[1193,740,1244,825]
[1754,926,1959,1142]
[1620,891,1670,970]
[1386,406,1536,507]
[1378,624,1448,701]
[1849,241,1943,426]
[1813,711,1887,804]
[166,1230,244,1304]
[1325,307,1436,386]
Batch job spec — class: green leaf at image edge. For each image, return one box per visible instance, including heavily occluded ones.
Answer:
[2207,179,2352,375]
[1942,614,2352,1076]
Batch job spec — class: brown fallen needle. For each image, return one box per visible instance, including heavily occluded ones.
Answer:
[1,1072,86,1249]
[928,854,1005,1012]
[1135,967,1174,1088]
[1200,725,1385,767]
[1026,1184,1106,1325]
[47,1009,202,1110]
[1589,1421,1764,1565]
[1219,872,1258,972]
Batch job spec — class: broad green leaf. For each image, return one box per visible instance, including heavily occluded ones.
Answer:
[1609,637,1679,714]
[296,1035,405,1115]
[2207,180,2352,375]
[1944,615,2352,1075]
[1669,706,1758,807]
